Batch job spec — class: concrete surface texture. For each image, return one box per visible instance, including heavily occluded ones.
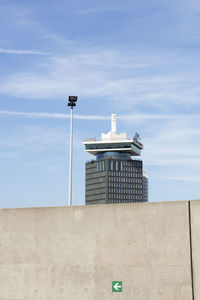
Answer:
[190,200,200,299]
[0,200,198,300]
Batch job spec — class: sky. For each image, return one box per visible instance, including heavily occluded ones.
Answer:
[0,0,200,208]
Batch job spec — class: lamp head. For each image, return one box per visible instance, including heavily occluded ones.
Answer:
[68,96,78,103]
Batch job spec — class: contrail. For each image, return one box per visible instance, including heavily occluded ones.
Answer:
[0,110,199,121]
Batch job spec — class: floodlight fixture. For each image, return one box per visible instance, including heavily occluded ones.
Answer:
[69,96,78,103]
[68,96,77,108]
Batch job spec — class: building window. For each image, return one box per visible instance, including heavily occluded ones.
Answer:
[111,160,113,170]
[97,160,105,172]
[116,161,118,171]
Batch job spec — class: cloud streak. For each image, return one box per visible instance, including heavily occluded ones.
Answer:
[0,110,109,120]
[0,3,71,46]
[1,109,200,121]
[0,48,199,113]
[0,48,50,56]
[155,176,200,182]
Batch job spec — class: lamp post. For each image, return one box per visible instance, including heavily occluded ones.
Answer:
[68,96,78,206]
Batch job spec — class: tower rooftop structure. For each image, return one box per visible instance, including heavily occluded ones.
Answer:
[83,114,143,157]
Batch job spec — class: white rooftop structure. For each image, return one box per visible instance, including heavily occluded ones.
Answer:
[83,114,143,156]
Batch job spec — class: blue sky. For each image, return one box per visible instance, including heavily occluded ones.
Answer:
[0,0,200,208]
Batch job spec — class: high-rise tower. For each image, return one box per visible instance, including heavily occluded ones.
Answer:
[83,114,148,205]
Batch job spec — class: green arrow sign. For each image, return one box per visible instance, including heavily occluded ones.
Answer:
[112,281,122,292]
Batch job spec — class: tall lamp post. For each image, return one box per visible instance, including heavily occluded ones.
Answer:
[68,96,78,206]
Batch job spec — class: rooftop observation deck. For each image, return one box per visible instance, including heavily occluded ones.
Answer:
[83,138,143,156]
[83,114,143,157]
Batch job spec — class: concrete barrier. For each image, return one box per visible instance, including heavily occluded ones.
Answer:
[0,201,195,300]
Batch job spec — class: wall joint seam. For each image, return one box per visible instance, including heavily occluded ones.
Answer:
[188,200,195,300]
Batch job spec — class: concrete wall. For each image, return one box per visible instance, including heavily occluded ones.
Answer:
[0,200,198,300]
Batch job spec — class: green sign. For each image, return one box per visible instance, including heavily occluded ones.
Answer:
[112,281,122,292]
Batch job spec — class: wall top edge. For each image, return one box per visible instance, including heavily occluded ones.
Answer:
[0,200,197,212]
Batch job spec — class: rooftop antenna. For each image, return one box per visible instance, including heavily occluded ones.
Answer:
[111,114,116,133]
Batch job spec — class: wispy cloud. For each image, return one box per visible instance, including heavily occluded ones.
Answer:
[143,116,200,172]
[0,48,50,56]
[79,5,131,14]
[0,48,199,109]
[0,3,71,46]
[1,109,200,121]
[0,50,154,100]
[1,109,200,172]
[77,1,149,14]
[0,110,109,120]
[119,113,200,121]
[0,124,87,161]
[0,125,67,155]
[155,176,200,182]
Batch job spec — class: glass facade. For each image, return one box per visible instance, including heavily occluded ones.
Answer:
[85,160,106,204]
[85,157,146,205]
